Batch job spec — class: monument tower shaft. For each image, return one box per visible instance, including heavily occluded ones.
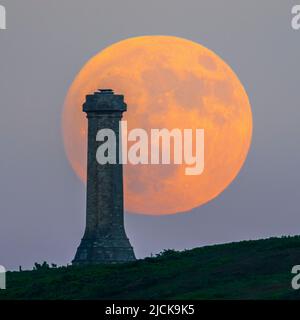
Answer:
[73,89,136,265]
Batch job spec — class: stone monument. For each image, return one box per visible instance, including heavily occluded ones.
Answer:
[73,89,136,265]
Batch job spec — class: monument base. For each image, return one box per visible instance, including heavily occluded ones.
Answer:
[72,237,136,265]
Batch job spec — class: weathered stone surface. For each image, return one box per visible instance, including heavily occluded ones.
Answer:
[73,89,136,265]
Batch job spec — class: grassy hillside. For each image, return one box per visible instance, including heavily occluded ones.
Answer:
[1,236,300,300]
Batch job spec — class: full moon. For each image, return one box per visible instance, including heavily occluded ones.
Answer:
[62,35,252,215]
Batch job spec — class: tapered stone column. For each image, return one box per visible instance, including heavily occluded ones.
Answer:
[73,89,136,265]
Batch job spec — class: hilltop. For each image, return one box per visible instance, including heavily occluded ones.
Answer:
[1,236,300,300]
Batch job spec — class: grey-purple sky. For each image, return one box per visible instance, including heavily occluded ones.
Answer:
[0,0,299,270]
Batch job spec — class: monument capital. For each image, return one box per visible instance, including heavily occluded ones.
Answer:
[83,89,127,114]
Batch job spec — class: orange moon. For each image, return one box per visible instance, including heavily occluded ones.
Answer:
[62,35,252,215]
